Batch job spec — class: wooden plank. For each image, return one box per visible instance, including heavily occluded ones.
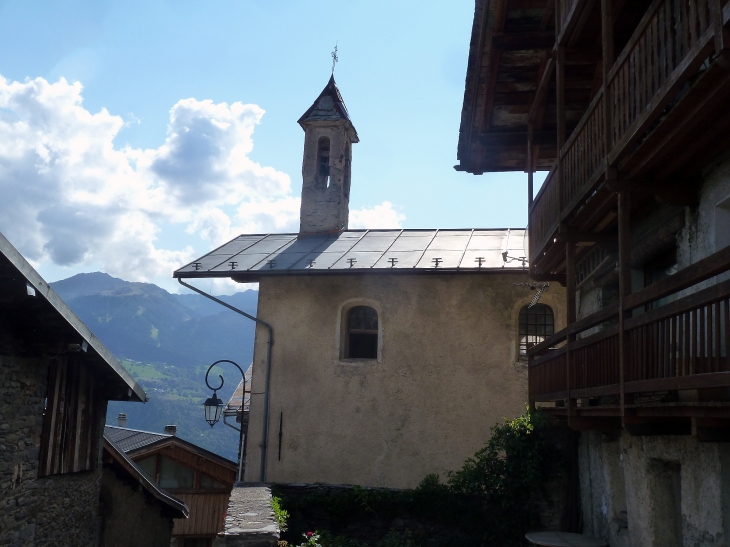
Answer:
[624,245,730,311]
[492,31,556,50]
[625,371,730,393]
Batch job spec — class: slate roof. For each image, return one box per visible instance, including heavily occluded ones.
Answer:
[104,425,238,467]
[104,425,170,452]
[298,75,359,141]
[174,228,528,281]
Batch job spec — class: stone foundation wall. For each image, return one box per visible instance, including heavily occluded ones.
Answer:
[0,354,104,547]
[580,431,730,547]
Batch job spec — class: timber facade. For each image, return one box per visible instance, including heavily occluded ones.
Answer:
[459,1,730,544]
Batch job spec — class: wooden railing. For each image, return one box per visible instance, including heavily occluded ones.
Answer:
[528,0,722,264]
[529,246,730,404]
[560,90,605,211]
[607,0,715,157]
[529,164,560,264]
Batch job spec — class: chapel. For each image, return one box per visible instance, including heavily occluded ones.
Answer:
[174,76,565,489]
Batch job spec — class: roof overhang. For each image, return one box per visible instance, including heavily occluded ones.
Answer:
[173,229,530,282]
[103,437,189,519]
[0,232,145,402]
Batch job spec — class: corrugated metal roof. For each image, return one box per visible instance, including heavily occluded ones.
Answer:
[104,425,170,453]
[174,228,528,281]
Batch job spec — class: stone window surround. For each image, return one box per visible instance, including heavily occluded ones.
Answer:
[335,298,383,364]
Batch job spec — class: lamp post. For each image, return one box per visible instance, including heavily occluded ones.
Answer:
[203,359,247,481]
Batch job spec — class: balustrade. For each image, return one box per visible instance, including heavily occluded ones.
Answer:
[528,0,722,264]
[529,247,730,404]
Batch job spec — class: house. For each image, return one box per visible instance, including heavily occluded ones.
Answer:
[105,423,238,547]
[459,0,730,544]
[174,76,566,489]
[0,231,147,546]
[100,436,189,546]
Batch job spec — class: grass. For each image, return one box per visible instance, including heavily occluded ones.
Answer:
[122,360,169,380]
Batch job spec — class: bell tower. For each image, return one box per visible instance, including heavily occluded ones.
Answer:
[298,76,359,233]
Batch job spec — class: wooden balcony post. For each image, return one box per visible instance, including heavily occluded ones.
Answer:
[527,122,534,208]
[601,0,614,155]
[618,189,632,420]
[556,44,566,214]
[566,240,576,422]
[712,0,727,53]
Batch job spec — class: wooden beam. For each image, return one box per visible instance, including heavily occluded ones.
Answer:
[478,130,555,147]
[624,417,692,436]
[492,31,556,50]
[529,57,555,124]
[618,189,631,420]
[479,0,509,133]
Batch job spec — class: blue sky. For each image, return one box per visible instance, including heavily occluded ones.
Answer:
[0,0,538,292]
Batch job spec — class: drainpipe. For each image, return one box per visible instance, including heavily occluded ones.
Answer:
[177,278,274,483]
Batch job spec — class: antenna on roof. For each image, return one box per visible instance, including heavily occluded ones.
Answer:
[331,42,339,75]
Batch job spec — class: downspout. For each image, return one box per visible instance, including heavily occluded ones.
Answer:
[177,278,274,483]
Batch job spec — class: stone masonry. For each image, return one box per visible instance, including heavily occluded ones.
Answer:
[0,354,105,547]
[213,484,279,547]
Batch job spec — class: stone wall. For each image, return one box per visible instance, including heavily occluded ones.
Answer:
[580,431,730,547]
[0,353,105,547]
[99,467,173,547]
[0,354,48,547]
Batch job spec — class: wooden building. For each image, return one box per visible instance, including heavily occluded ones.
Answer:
[106,425,238,547]
[0,231,147,546]
[459,1,730,545]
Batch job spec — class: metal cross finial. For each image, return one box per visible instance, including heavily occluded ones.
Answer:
[331,43,338,75]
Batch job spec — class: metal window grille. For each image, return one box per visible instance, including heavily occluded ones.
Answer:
[519,304,554,356]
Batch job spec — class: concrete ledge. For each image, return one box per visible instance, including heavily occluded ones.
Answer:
[213,484,279,547]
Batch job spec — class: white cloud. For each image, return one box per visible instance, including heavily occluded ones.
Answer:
[350,202,405,229]
[0,75,404,291]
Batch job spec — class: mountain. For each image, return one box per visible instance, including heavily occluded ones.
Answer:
[51,272,258,461]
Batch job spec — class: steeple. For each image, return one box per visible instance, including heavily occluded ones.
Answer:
[298,76,359,234]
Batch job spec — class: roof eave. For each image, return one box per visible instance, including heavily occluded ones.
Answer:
[0,232,145,403]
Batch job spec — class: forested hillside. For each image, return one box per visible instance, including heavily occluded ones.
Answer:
[52,272,257,461]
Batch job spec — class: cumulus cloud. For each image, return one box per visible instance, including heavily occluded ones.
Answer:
[0,75,403,290]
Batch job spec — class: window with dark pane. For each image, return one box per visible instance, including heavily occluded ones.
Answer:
[158,456,194,490]
[347,306,378,359]
[136,456,156,482]
[518,304,554,357]
[317,136,330,181]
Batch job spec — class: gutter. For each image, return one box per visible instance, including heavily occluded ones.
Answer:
[177,278,274,484]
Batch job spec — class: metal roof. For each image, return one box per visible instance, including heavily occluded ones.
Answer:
[104,425,170,453]
[0,232,145,402]
[174,228,528,281]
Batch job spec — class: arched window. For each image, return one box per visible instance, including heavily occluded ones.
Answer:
[317,136,330,184]
[346,306,378,359]
[519,304,554,357]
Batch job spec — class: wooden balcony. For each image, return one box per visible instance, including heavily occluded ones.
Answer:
[529,0,730,270]
[529,246,730,427]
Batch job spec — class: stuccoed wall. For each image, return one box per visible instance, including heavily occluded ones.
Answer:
[99,468,173,547]
[244,272,565,488]
[580,431,730,547]
[0,354,105,547]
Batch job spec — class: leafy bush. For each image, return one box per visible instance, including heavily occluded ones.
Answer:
[272,496,290,532]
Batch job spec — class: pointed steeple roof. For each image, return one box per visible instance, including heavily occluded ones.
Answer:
[298,76,359,142]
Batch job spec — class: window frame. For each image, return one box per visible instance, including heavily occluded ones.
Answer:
[517,304,555,359]
[338,300,382,363]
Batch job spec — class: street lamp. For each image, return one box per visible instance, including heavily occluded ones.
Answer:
[202,359,248,482]
[203,390,224,427]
